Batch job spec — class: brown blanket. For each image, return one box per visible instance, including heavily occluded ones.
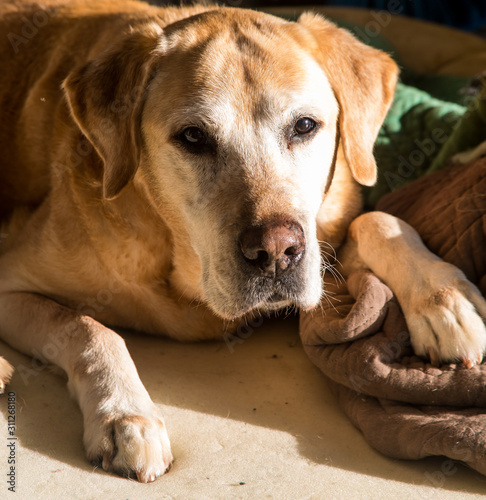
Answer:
[300,157,486,475]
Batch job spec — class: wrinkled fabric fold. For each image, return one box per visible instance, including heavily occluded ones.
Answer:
[300,158,486,474]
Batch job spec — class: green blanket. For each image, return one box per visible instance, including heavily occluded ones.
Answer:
[330,18,486,207]
[368,82,486,206]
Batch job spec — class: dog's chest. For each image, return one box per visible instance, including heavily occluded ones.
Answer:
[74,231,225,339]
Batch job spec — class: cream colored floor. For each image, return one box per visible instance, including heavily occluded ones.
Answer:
[1,317,485,499]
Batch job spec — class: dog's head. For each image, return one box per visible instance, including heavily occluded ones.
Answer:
[63,8,397,319]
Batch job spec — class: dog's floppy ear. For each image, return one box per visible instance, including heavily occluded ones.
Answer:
[63,25,163,199]
[297,13,398,186]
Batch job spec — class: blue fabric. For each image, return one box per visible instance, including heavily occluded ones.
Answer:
[326,0,486,31]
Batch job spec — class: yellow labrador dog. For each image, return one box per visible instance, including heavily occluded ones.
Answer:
[1,0,486,483]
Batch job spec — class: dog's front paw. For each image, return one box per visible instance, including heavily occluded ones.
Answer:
[85,407,173,482]
[0,357,14,394]
[404,263,486,367]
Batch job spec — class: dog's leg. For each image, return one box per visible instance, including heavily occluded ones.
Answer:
[0,291,172,482]
[338,211,486,367]
[0,356,14,393]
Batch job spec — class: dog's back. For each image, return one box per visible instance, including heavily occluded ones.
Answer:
[0,0,207,222]
[0,1,105,220]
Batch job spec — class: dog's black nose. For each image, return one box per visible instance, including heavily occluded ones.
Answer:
[239,217,305,277]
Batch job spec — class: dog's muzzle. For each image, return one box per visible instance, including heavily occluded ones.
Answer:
[202,215,316,319]
[239,217,305,278]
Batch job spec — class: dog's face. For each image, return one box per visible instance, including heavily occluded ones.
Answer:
[64,8,398,320]
[141,13,339,318]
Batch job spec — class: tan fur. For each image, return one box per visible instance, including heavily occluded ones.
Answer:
[0,0,484,483]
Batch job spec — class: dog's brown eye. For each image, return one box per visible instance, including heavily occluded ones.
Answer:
[177,126,215,155]
[294,117,316,135]
[182,127,206,145]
